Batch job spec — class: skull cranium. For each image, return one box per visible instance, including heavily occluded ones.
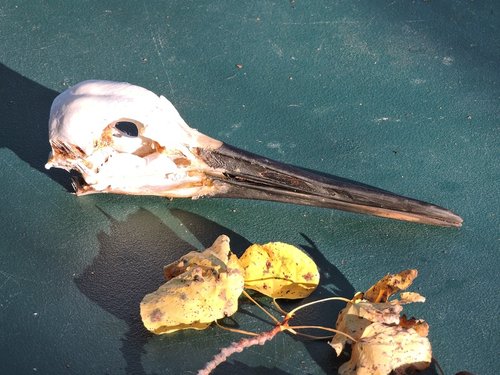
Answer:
[46,80,224,197]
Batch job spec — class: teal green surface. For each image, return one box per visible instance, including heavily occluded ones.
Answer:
[0,1,498,374]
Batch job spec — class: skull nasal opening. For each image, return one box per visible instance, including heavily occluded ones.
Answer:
[115,121,139,137]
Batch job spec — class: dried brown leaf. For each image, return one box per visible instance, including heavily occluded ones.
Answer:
[363,269,418,303]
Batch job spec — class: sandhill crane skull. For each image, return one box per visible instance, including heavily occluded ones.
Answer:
[46,80,462,227]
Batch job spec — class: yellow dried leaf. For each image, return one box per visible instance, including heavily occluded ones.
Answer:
[331,269,432,374]
[329,300,403,355]
[140,235,244,334]
[363,269,418,303]
[239,242,319,299]
[339,322,432,375]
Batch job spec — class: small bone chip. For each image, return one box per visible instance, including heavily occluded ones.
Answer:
[330,269,432,375]
[239,242,319,299]
[140,235,244,334]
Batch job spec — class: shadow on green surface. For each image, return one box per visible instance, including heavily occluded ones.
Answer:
[0,63,74,190]
[170,208,252,256]
[73,207,364,374]
[75,207,296,374]
[74,208,177,375]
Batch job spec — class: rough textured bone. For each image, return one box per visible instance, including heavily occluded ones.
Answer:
[46,80,224,197]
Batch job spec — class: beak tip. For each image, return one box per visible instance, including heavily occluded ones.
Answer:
[451,215,464,228]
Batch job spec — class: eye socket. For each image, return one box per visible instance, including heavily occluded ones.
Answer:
[115,121,139,137]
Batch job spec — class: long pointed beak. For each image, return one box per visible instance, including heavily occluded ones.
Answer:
[197,144,463,227]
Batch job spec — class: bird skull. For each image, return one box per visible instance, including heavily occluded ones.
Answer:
[46,80,462,227]
[46,80,224,197]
